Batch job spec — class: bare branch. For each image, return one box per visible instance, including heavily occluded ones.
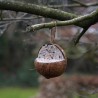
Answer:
[0,16,43,22]
[0,0,77,21]
[48,2,98,8]
[27,10,98,31]
[74,27,89,45]
[0,1,98,29]
[73,0,88,7]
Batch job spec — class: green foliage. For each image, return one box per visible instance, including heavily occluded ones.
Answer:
[0,32,39,87]
[17,57,39,87]
[0,87,97,98]
[0,87,38,98]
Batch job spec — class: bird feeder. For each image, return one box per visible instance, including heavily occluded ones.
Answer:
[34,28,67,79]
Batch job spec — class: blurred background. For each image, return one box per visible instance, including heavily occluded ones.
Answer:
[0,0,98,98]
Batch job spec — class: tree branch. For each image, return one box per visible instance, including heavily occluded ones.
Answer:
[48,2,98,8]
[0,1,98,29]
[73,0,88,7]
[0,0,77,21]
[74,27,89,45]
[27,10,98,31]
[0,16,43,21]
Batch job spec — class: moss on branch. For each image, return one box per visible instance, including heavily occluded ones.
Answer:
[27,10,98,31]
[0,0,77,20]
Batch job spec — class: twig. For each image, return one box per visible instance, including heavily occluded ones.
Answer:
[73,0,88,7]
[48,2,98,8]
[0,16,43,21]
[74,27,89,45]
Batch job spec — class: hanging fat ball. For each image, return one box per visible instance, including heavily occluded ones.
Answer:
[35,43,67,79]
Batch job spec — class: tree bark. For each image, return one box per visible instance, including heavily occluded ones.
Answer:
[0,0,77,20]
[0,1,98,29]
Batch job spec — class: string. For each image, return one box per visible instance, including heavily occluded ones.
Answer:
[50,21,57,44]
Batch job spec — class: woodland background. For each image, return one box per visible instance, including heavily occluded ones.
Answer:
[0,0,98,98]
